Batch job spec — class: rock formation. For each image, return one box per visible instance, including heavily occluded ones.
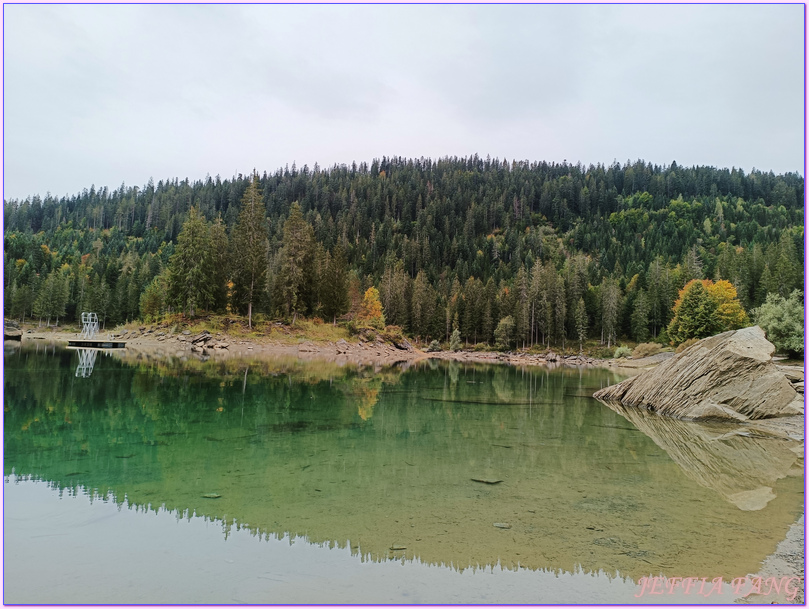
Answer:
[593,326,804,421]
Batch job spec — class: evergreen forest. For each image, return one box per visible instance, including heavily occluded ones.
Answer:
[4,156,804,350]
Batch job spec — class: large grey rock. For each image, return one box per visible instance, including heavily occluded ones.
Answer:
[593,326,803,421]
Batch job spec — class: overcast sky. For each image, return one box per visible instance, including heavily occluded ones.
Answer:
[3,4,804,201]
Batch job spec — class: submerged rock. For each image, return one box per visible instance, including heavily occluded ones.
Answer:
[593,326,803,422]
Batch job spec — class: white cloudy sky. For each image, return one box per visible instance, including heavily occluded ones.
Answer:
[3,4,804,200]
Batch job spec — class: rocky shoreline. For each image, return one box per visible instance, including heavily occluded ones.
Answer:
[17,325,657,373]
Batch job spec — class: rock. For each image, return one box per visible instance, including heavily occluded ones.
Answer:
[393,338,413,351]
[780,367,805,383]
[191,331,211,344]
[593,327,802,421]
[182,330,191,335]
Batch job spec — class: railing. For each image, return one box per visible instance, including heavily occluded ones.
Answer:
[80,312,99,339]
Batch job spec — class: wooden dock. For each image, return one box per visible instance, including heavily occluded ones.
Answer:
[67,339,127,349]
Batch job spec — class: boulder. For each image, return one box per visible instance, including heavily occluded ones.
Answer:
[593,326,803,421]
[393,338,413,351]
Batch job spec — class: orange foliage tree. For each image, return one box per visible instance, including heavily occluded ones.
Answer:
[359,287,386,329]
[667,279,749,345]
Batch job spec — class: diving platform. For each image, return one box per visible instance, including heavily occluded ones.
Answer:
[67,339,127,349]
[67,312,126,349]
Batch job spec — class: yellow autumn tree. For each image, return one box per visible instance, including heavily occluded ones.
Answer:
[667,279,749,345]
[706,279,749,331]
[359,286,386,329]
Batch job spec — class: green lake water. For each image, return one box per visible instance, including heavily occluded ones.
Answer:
[3,342,804,604]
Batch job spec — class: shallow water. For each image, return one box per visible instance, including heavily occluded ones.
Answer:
[3,343,803,604]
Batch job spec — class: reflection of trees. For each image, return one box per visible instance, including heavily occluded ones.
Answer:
[10,350,800,578]
[597,400,804,510]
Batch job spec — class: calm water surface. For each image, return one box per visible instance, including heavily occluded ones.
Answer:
[3,342,803,604]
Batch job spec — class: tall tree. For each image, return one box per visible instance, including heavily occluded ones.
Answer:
[167,207,215,317]
[278,202,314,323]
[600,277,621,348]
[631,289,650,343]
[322,245,349,324]
[574,297,588,352]
[231,175,268,328]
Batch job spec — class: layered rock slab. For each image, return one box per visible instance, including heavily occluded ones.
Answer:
[593,326,803,421]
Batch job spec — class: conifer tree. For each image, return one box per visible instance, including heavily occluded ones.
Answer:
[322,245,349,324]
[278,202,313,323]
[231,175,268,328]
[631,289,650,343]
[167,206,215,317]
[574,297,588,352]
[666,280,719,345]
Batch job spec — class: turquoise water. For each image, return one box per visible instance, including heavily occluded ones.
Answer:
[3,343,802,603]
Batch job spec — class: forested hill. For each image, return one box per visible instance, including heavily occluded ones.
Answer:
[3,156,804,347]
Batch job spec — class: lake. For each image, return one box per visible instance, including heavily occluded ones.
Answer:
[3,342,803,604]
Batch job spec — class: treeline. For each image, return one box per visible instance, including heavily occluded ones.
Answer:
[3,156,804,347]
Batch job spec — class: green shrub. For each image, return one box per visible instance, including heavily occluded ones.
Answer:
[449,329,462,352]
[614,345,632,359]
[633,342,661,358]
[754,290,804,358]
[426,340,442,353]
[494,316,515,350]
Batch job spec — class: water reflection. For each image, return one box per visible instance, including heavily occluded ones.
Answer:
[596,400,804,511]
[3,345,803,585]
[72,348,99,377]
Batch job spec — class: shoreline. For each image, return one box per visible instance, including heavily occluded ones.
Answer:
[15,326,658,374]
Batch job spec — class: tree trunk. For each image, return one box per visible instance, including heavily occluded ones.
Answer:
[248,301,253,329]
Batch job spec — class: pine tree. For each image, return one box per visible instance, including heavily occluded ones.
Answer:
[209,216,230,312]
[167,207,215,317]
[631,288,650,343]
[600,278,621,348]
[11,282,33,323]
[411,270,434,340]
[140,273,167,322]
[322,245,349,324]
[278,202,313,323]
[231,175,268,328]
[574,297,588,352]
[494,316,515,350]
[667,280,721,344]
[33,270,68,326]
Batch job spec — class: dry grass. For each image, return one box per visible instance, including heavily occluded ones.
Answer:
[633,342,662,358]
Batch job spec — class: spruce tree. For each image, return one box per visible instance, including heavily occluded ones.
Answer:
[631,289,650,343]
[322,245,349,324]
[574,297,588,352]
[231,175,268,328]
[166,207,215,317]
[278,202,313,323]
